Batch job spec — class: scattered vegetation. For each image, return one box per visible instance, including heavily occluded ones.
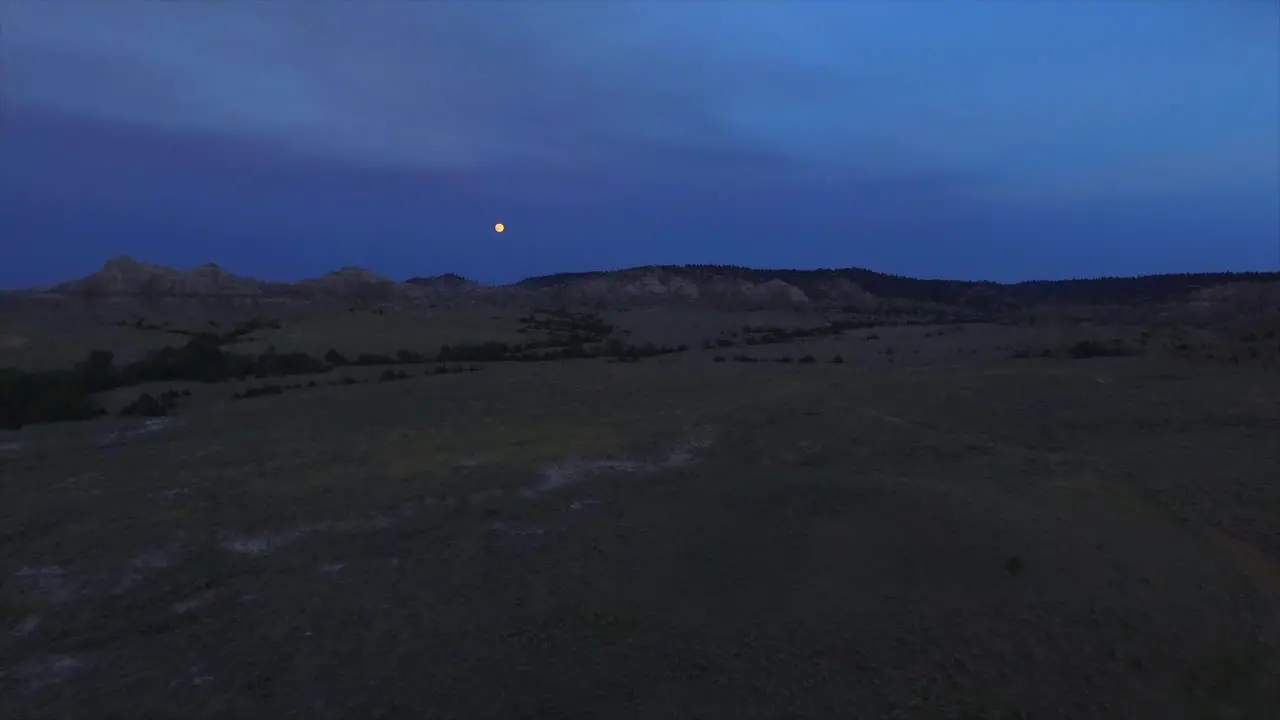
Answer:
[318,311,686,366]
[1011,348,1056,359]
[0,312,508,427]
[716,354,851,366]
[0,367,103,429]
[440,310,684,362]
[700,313,988,351]
[428,365,482,375]
[0,319,329,427]
[119,389,189,417]
[234,383,294,400]
[112,315,282,342]
[1065,340,1139,359]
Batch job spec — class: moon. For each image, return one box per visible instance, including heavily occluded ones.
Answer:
[494,223,505,233]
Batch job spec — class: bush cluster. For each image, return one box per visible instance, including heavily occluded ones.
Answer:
[714,354,845,365]
[120,388,191,417]
[233,382,314,400]
[1,318,329,428]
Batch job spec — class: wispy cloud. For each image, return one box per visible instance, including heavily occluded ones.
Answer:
[1,0,1276,286]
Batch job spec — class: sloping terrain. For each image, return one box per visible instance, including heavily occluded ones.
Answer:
[20,255,1280,313]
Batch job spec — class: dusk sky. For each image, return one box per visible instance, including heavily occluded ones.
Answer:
[2,1,1277,288]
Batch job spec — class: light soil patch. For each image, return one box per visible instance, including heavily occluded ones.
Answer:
[12,654,87,692]
[12,566,78,605]
[523,426,715,496]
[375,421,632,482]
[215,428,716,555]
[96,417,178,447]
[8,615,41,638]
[109,541,186,595]
[218,513,399,557]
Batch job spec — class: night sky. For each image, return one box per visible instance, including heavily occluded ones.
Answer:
[3,1,1277,289]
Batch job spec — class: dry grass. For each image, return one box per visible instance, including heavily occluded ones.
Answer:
[1,304,1279,718]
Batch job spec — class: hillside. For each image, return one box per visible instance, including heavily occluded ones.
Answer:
[20,255,1280,312]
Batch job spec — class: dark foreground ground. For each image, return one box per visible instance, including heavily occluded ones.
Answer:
[2,328,1279,718]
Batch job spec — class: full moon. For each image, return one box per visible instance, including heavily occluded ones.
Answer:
[494,223,505,233]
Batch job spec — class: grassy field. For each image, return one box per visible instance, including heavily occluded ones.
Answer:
[2,305,1279,718]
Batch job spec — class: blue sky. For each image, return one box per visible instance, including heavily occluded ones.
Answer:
[2,0,1277,288]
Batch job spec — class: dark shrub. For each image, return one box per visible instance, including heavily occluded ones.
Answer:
[713,356,727,363]
[0,368,101,429]
[595,338,622,356]
[76,349,121,392]
[120,392,168,417]
[236,384,285,399]
[798,355,816,364]
[437,342,511,362]
[1066,340,1134,359]
[325,349,349,365]
[126,334,238,383]
[353,353,397,366]
[251,351,329,378]
[830,355,845,364]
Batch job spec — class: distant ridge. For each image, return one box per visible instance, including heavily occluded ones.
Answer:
[405,273,481,289]
[18,255,1280,311]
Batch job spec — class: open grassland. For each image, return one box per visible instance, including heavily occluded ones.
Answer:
[2,315,1279,719]
[2,297,1280,717]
